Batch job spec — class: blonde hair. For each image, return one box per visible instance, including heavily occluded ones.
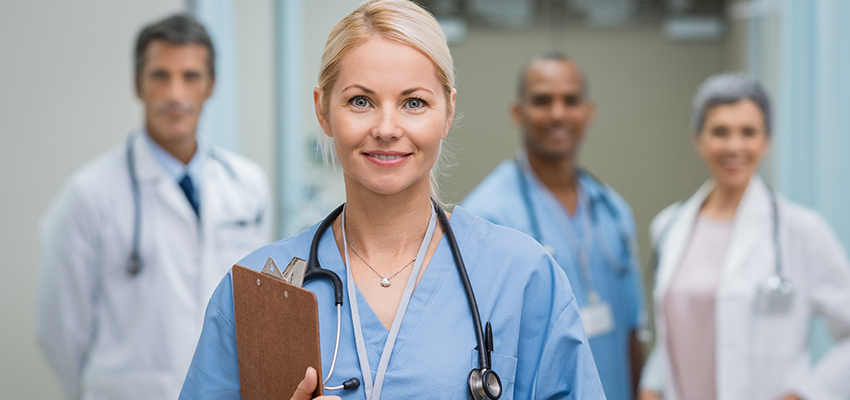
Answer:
[315,0,456,202]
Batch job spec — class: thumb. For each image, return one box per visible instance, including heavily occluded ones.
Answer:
[290,367,319,400]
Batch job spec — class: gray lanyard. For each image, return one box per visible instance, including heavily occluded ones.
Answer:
[560,187,600,303]
[518,159,599,303]
[341,206,438,400]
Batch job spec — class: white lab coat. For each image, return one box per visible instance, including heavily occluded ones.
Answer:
[36,133,270,400]
[640,177,850,400]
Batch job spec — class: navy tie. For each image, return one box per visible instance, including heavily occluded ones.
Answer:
[179,174,200,217]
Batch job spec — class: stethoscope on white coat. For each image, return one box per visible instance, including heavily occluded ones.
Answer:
[125,132,263,276]
[303,200,503,399]
[515,161,637,276]
[650,186,794,314]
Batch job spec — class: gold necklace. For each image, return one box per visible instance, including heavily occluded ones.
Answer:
[347,241,416,288]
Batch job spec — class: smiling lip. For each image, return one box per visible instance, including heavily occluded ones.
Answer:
[719,157,749,172]
[364,151,411,167]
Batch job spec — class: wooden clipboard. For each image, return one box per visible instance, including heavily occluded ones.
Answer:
[232,263,323,399]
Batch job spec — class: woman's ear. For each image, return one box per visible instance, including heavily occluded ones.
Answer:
[692,131,704,157]
[314,86,333,137]
[442,88,457,139]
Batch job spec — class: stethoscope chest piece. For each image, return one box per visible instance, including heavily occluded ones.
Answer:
[467,321,501,399]
[756,274,795,315]
[468,368,502,400]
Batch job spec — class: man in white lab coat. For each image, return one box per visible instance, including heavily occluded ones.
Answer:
[36,15,270,399]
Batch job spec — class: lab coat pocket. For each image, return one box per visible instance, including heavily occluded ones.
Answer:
[213,221,262,276]
[215,220,260,254]
[472,350,518,400]
[751,313,796,358]
[84,371,173,400]
[750,312,799,396]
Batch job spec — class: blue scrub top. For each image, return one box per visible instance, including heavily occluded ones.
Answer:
[462,160,645,400]
[179,207,605,399]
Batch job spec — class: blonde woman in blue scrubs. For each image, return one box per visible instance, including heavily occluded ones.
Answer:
[179,1,604,399]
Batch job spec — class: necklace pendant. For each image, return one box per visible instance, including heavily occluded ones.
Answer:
[380,277,391,287]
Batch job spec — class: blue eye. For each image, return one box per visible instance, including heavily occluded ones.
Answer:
[405,98,426,109]
[350,96,370,108]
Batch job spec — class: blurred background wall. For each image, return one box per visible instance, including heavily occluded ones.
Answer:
[1,0,846,398]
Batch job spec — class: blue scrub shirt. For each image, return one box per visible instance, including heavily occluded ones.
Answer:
[179,207,605,399]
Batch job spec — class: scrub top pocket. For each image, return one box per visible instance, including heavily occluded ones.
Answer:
[472,350,518,400]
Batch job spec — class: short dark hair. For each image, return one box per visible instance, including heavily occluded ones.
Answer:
[516,53,589,100]
[134,14,215,82]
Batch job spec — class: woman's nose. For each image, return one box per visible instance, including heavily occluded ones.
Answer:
[372,108,402,140]
[725,131,745,151]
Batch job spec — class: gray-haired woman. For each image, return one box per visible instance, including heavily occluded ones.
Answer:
[638,73,850,400]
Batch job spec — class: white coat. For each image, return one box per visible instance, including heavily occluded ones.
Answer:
[36,132,270,400]
[640,177,850,400]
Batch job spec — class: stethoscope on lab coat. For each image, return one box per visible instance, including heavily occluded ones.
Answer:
[650,187,795,314]
[301,200,503,400]
[125,132,263,276]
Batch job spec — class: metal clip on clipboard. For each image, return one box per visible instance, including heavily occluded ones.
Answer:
[263,256,308,288]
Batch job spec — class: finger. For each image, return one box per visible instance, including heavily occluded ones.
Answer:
[638,390,662,400]
[290,367,318,400]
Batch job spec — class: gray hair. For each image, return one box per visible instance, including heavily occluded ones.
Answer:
[692,72,771,135]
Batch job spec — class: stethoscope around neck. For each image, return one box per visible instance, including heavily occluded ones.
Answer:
[515,160,636,276]
[303,201,502,399]
[649,185,793,309]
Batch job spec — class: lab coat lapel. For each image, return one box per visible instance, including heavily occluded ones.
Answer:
[133,132,199,227]
[722,177,771,280]
[654,181,713,298]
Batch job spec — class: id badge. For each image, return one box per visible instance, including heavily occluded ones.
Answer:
[579,301,615,338]
[756,275,795,315]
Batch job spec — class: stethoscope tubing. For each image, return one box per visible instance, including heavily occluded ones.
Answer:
[516,161,632,275]
[125,131,249,276]
[303,200,494,391]
[323,304,343,388]
[126,134,143,275]
[305,204,345,306]
[434,201,490,370]
[651,184,785,279]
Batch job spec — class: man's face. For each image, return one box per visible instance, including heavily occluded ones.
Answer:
[136,40,213,147]
[512,60,595,161]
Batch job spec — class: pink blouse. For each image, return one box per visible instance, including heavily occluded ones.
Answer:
[664,215,733,400]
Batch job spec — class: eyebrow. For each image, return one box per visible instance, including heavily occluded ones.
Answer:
[342,84,375,94]
[341,84,433,96]
[401,87,433,96]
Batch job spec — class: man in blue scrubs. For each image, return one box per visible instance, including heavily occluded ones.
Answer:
[462,53,646,400]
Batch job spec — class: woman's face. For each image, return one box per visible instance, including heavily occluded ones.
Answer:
[695,99,769,193]
[315,36,455,199]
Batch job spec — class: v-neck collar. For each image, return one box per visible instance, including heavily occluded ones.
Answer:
[315,208,471,372]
